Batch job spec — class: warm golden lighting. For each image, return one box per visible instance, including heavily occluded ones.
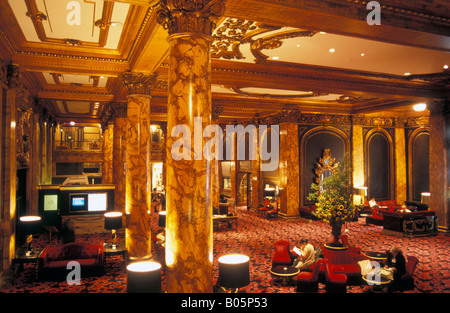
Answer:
[218,254,249,265]
[70,121,75,126]
[127,261,161,273]
[413,103,427,112]
[19,216,41,222]
[104,212,122,218]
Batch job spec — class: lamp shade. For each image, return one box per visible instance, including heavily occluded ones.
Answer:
[127,261,162,293]
[104,212,123,230]
[19,216,42,235]
[421,192,430,205]
[218,254,250,288]
[158,211,166,228]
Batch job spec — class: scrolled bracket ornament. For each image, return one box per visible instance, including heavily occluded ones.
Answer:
[156,0,226,36]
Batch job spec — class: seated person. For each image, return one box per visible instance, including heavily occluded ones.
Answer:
[155,229,165,248]
[383,246,406,290]
[398,205,411,213]
[369,198,379,208]
[293,238,315,271]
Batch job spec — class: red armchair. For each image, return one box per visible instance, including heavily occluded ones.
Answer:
[323,259,347,293]
[295,259,322,292]
[267,201,278,219]
[339,234,361,254]
[257,199,271,217]
[400,256,419,291]
[271,240,298,266]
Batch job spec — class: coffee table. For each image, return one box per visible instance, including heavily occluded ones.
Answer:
[269,265,300,286]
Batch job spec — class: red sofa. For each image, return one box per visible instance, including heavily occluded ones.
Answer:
[364,200,402,225]
[38,242,104,279]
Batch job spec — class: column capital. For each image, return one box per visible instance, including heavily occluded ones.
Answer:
[120,72,159,96]
[156,0,225,36]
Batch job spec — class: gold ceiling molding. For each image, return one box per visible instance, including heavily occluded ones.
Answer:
[156,0,226,36]
[229,87,328,99]
[211,18,317,62]
[120,72,160,95]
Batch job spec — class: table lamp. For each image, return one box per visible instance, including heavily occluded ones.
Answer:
[354,186,368,205]
[19,216,42,256]
[127,261,162,293]
[104,211,123,249]
[421,192,430,205]
[158,211,166,228]
[218,254,250,293]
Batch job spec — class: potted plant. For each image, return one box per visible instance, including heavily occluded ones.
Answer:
[307,155,355,248]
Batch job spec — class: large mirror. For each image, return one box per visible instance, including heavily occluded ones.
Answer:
[315,149,339,191]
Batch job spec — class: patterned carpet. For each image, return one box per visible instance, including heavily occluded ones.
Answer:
[1,206,449,293]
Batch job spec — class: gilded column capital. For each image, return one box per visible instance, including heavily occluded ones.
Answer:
[156,0,226,36]
[120,72,159,96]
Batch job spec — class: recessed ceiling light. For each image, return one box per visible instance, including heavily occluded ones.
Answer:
[272,56,279,60]
[329,48,335,53]
[413,103,427,112]
[404,72,411,76]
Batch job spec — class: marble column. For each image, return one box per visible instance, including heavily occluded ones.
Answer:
[156,0,225,293]
[112,102,127,214]
[395,118,407,204]
[121,72,158,260]
[278,122,299,219]
[211,111,221,210]
[429,101,449,232]
[251,126,261,209]
[102,123,114,184]
[352,117,365,205]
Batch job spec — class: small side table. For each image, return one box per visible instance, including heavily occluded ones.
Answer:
[363,251,388,262]
[362,274,392,293]
[103,242,128,268]
[269,265,300,286]
[11,249,42,282]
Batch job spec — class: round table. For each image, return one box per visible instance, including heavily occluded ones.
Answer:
[269,265,300,286]
[363,251,388,261]
[362,274,392,293]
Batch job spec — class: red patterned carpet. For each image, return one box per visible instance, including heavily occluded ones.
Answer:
[1,206,449,293]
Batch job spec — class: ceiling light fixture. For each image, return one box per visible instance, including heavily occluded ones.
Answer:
[361,53,365,56]
[272,56,279,60]
[444,65,449,69]
[70,121,75,126]
[95,19,123,30]
[329,48,335,53]
[413,103,427,112]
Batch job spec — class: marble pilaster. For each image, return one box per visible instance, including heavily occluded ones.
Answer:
[429,102,449,232]
[278,123,299,218]
[251,127,261,209]
[102,123,114,184]
[156,0,225,293]
[395,118,407,204]
[112,103,127,214]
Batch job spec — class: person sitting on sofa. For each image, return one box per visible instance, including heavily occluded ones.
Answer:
[293,238,316,271]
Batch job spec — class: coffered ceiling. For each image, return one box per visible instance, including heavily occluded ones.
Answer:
[0,0,449,123]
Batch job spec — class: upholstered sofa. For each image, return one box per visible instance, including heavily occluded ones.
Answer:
[364,200,402,225]
[38,242,104,279]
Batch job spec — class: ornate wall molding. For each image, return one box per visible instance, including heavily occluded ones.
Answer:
[120,72,160,95]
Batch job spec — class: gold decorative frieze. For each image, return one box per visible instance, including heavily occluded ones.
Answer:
[120,72,159,95]
[156,0,226,36]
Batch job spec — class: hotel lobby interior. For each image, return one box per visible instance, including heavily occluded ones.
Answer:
[0,0,449,298]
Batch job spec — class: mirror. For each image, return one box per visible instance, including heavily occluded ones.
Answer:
[315,149,339,191]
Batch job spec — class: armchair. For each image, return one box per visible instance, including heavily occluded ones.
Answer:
[323,259,347,293]
[295,259,322,292]
[257,199,271,217]
[267,201,278,219]
[271,240,297,266]
[400,256,419,291]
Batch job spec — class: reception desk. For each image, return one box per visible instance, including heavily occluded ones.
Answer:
[382,210,438,237]
[38,184,115,233]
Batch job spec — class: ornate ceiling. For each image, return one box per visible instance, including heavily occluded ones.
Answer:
[0,0,449,124]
